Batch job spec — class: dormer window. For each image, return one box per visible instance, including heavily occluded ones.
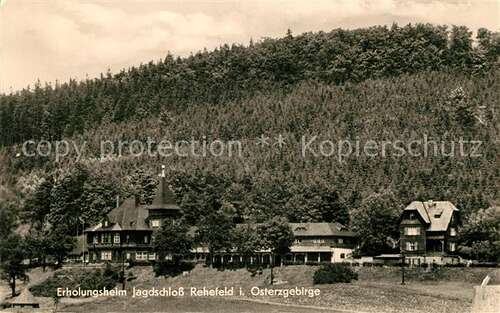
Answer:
[104,220,109,227]
[433,209,443,218]
[114,233,120,244]
[409,213,415,219]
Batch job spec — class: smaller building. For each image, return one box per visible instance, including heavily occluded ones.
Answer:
[399,200,460,264]
[288,222,357,263]
[4,288,40,310]
[192,222,358,265]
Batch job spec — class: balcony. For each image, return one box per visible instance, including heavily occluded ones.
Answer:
[90,242,151,249]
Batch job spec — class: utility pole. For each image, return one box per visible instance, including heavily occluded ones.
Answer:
[80,217,86,267]
[401,253,406,285]
[121,239,125,290]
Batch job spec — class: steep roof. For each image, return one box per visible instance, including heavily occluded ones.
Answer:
[9,288,38,305]
[142,176,181,211]
[85,197,150,231]
[85,170,182,232]
[403,201,458,232]
[426,201,459,231]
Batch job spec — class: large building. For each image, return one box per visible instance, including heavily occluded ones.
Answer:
[399,200,460,264]
[84,168,358,264]
[84,168,182,263]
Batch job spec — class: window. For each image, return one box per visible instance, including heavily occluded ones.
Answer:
[148,253,156,260]
[101,251,112,261]
[340,253,345,259]
[136,252,148,261]
[338,238,344,244]
[151,220,160,228]
[312,239,325,244]
[294,239,302,244]
[449,243,456,252]
[405,227,420,236]
[449,228,456,236]
[102,233,112,244]
[409,213,415,219]
[114,233,120,244]
[406,242,418,251]
[93,235,99,244]
[144,235,149,244]
[103,220,109,227]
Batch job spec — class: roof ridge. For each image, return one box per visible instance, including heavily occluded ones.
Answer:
[421,201,431,222]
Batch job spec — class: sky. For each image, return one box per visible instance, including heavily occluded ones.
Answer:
[0,0,498,94]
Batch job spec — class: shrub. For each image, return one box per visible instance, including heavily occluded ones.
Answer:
[313,264,358,284]
[153,260,194,277]
[406,266,447,281]
[30,266,120,297]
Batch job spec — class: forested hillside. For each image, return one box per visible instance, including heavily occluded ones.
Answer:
[0,24,499,145]
[0,23,499,258]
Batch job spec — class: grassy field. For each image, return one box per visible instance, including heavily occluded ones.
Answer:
[51,265,495,313]
[61,296,345,313]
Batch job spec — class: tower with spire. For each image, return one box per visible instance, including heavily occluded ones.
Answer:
[143,165,182,228]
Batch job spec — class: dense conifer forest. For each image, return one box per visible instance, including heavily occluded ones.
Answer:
[0,23,498,258]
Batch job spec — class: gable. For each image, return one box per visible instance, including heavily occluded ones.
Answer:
[399,209,428,226]
[426,201,458,232]
[403,201,431,224]
[402,200,459,232]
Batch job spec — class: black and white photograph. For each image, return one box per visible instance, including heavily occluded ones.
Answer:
[0,1,499,312]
